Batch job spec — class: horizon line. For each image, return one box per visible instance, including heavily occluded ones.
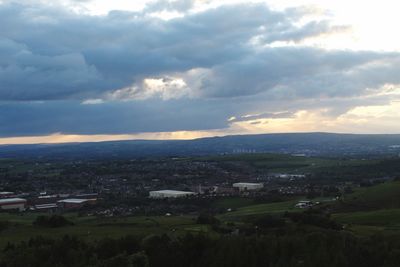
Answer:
[1,131,400,146]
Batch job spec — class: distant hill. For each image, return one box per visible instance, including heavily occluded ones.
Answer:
[1,132,400,159]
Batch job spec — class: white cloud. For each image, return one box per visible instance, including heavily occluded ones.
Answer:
[81,98,104,104]
[106,77,190,100]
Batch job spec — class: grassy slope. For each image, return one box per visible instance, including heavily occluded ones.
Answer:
[341,181,400,210]
[331,181,400,236]
[3,181,400,248]
[218,200,299,221]
[2,156,400,246]
[0,198,302,247]
[333,209,400,227]
[0,213,201,248]
[213,197,256,209]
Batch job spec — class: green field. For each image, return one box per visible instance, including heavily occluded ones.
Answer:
[0,213,204,248]
[343,181,400,209]
[215,181,400,234]
[328,181,400,236]
[219,199,299,221]
[1,175,400,250]
[334,209,400,226]
[213,197,256,209]
[0,197,306,248]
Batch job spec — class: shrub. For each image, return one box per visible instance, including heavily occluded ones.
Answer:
[33,215,74,228]
[196,212,219,225]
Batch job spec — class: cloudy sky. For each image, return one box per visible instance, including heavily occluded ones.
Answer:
[1,0,400,144]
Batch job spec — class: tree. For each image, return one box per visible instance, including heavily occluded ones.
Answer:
[33,215,74,228]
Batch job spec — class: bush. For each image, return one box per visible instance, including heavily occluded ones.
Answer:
[253,214,286,228]
[33,215,74,228]
[0,220,9,232]
[196,212,219,225]
[285,212,342,230]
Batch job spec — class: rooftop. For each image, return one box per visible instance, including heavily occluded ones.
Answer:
[233,183,263,186]
[0,198,27,204]
[150,190,195,195]
[35,203,58,209]
[58,198,95,204]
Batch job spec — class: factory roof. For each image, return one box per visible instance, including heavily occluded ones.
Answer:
[35,203,58,209]
[233,182,263,186]
[150,190,195,195]
[58,198,95,204]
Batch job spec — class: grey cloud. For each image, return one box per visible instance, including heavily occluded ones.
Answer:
[228,112,295,123]
[0,39,105,100]
[0,99,238,137]
[0,2,346,101]
[187,47,399,99]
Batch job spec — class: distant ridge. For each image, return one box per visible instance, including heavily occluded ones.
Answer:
[1,132,400,159]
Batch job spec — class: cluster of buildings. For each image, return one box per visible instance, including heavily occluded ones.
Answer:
[0,182,266,211]
[272,174,306,180]
[149,182,264,199]
[0,191,97,212]
[233,182,264,191]
[149,190,196,199]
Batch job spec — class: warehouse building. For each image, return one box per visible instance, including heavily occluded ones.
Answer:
[233,182,264,191]
[33,203,58,212]
[0,198,27,211]
[57,198,97,209]
[149,190,195,199]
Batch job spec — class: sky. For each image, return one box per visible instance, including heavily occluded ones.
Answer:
[1,0,400,144]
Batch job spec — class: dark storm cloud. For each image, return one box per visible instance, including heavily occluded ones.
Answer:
[0,1,347,101]
[192,48,400,98]
[0,99,238,137]
[1,1,400,137]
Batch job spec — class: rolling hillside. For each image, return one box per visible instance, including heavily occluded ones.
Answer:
[342,181,400,210]
[1,132,400,159]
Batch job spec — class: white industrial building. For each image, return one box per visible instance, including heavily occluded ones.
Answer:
[149,190,195,199]
[295,200,313,209]
[233,182,264,191]
[0,198,27,211]
[57,198,97,209]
